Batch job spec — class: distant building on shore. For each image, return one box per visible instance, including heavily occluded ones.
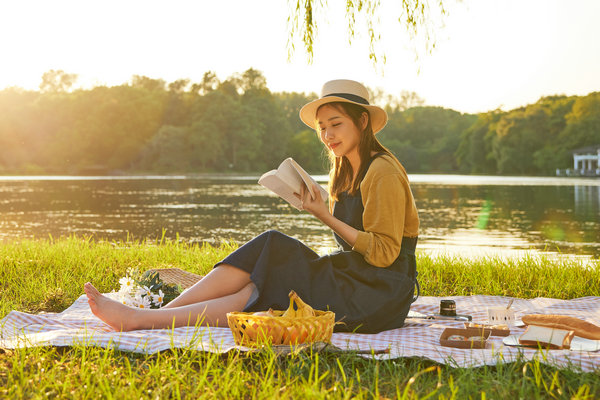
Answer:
[556,145,600,177]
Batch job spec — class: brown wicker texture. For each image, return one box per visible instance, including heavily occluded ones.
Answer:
[227,309,335,347]
[145,268,203,289]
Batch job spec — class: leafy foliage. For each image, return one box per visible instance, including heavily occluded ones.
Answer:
[0,69,598,176]
[458,95,599,175]
[286,0,449,64]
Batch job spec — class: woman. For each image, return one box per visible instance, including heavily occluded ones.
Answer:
[85,79,419,333]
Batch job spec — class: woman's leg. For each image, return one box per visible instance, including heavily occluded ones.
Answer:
[163,264,251,309]
[165,230,298,309]
[84,281,254,331]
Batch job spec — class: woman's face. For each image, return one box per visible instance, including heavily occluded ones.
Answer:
[316,104,364,159]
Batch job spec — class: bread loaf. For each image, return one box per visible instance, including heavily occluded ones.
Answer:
[521,314,600,340]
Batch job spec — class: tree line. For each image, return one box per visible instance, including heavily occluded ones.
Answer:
[0,69,598,176]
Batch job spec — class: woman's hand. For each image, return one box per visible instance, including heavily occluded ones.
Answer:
[295,183,359,247]
[296,183,330,220]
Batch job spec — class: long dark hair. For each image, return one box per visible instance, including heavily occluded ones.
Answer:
[318,102,391,203]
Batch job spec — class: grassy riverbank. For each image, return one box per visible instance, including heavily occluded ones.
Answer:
[1,237,599,398]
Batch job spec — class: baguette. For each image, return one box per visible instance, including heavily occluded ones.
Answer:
[521,314,600,340]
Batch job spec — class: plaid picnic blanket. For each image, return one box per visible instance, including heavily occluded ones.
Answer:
[2,294,599,372]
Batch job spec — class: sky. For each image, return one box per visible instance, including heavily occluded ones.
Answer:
[0,0,599,114]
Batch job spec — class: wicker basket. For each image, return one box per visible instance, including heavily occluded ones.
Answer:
[144,268,203,289]
[227,298,335,347]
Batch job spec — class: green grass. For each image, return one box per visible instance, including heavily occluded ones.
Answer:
[1,237,599,399]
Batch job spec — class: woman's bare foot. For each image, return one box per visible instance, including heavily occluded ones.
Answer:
[84,282,139,331]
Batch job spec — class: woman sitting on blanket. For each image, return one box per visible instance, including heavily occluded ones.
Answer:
[85,79,420,333]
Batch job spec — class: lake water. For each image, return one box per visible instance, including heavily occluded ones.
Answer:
[1,174,599,260]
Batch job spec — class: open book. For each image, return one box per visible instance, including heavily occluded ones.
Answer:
[258,158,328,210]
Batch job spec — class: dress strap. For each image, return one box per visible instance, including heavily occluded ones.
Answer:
[399,236,419,303]
[413,278,420,303]
[399,236,418,256]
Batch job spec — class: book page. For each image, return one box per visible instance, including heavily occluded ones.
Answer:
[258,158,327,210]
[275,158,305,194]
[258,169,304,210]
[287,158,329,201]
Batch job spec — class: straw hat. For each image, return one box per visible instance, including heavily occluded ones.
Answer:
[299,79,388,134]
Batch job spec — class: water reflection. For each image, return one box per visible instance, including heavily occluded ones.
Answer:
[574,185,600,216]
[415,182,600,257]
[0,176,598,259]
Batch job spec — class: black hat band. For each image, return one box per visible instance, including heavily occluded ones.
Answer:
[324,92,369,105]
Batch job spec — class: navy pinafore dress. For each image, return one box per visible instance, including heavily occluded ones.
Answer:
[215,155,418,333]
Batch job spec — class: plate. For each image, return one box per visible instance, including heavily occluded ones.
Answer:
[503,335,600,352]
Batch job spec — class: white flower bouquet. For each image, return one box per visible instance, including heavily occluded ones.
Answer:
[116,268,182,309]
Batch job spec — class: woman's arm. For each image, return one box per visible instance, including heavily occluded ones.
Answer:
[352,173,407,267]
[299,163,415,268]
[297,183,359,247]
